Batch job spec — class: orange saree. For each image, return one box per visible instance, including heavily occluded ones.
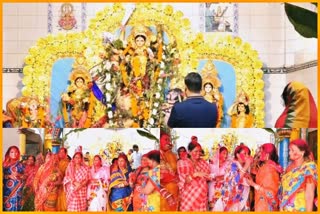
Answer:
[160,150,179,211]
[255,161,281,211]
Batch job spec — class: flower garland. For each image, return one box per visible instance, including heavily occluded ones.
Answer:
[147,39,181,127]
[90,48,122,127]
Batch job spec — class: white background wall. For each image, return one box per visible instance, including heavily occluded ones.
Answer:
[2,128,22,157]
[2,3,317,127]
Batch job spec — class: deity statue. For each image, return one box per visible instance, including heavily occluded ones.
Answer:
[118,25,162,127]
[6,97,46,127]
[120,25,156,96]
[227,91,254,128]
[201,61,224,127]
[92,24,176,127]
[61,67,95,128]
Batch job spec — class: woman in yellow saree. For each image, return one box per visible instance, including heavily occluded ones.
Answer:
[279,139,317,211]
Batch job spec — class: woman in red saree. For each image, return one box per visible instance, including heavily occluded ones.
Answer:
[177,142,210,211]
[22,155,38,211]
[247,143,282,211]
[130,154,150,211]
[275,81,317,128]
[33,152,62,211]
[63,151,90,211]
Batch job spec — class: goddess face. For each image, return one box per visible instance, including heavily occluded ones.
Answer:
[204,84,213,93]
[237,103,246,113]
[75,77,85,88]
[135,35,146,48]
[28,100,39,120]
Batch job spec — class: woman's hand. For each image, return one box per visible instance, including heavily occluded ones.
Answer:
[193,172,209,179]
[118,181,128,188]
[246,176,255,186]
[9,172,21,180]
[244,156,253,170]
[136,186,142,193]
[215,175,224,182]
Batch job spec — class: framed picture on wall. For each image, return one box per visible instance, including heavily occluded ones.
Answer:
[204,3,236,33]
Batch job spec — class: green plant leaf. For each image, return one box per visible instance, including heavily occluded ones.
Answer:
[137,129,159,142]
[62,128,86,142]
[285,3,317,38]
[263,128,276,135]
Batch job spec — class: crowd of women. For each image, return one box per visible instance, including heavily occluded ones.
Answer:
[3,146,160,212]
[160,132,318,212]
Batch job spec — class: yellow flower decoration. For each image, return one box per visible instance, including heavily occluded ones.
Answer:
[23,66,33,75]
[112,3,123,11]
[22,76,33,86]
[182,18,191,27]
[234,37,242,46]
[164,5,173,15]
[174,10,184,19]
[242,42,252,52]
[24,55,35,65]
[254,69,263,79]
[255,90,264,100]
[253,60,263,69]
[255,100,265,110]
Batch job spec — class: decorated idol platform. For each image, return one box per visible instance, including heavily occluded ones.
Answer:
[4,3,265,128]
